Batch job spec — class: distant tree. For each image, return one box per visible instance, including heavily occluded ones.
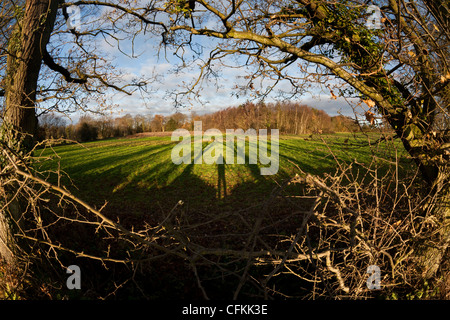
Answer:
[165,118,178,131]
[65,125,75,141]
[187,111,201,131]
[150,114,166,132]
[170,112,188,128]
[331,115,359,133]
[36,113,67,141]
[114,114,134,136]
[75,122,94,142]
[97,116,115,139]
[134,114,147,133]
[75,115,98,142]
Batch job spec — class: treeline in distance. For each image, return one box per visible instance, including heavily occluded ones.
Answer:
[37,101,364,143]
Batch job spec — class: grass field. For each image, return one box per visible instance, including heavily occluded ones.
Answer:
[27,131,422,299]
[35,132,411,219]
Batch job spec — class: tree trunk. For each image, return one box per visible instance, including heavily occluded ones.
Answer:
[418,171,450,279]
[0,0,59,266]
[384,115,450,280]
[3,0,59,148]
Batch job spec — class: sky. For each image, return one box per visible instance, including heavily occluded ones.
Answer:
[61,5,367,124]
[92,37,362,120]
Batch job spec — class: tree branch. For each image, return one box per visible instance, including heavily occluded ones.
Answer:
[42,47,87,84]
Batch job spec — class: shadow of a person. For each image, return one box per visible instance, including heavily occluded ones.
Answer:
[217,154,227,199]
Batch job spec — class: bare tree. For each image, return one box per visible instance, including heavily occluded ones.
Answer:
[134,0,449,279]
[150,114,166,132]
[0,0,154,267]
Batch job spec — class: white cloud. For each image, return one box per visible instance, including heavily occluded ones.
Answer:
[301,95,361,117]
[65,30,367,122]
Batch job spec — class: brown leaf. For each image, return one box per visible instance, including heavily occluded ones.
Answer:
[365,111,375,125]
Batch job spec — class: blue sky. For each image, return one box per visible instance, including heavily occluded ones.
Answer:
[60,5,366,123]
[93,36,362,120]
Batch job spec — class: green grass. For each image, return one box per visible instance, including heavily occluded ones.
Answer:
[34,133,411,217]
[29,132,418,299]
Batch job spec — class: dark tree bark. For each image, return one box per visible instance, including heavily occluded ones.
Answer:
[3,0,59,149]
[0,0,59,265]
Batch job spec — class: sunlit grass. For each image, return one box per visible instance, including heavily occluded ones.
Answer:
[35,133,411,216]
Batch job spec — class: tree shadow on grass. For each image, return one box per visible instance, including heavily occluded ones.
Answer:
[38,135,421,299]
[47,136,363,220]
[39,137,355,299]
